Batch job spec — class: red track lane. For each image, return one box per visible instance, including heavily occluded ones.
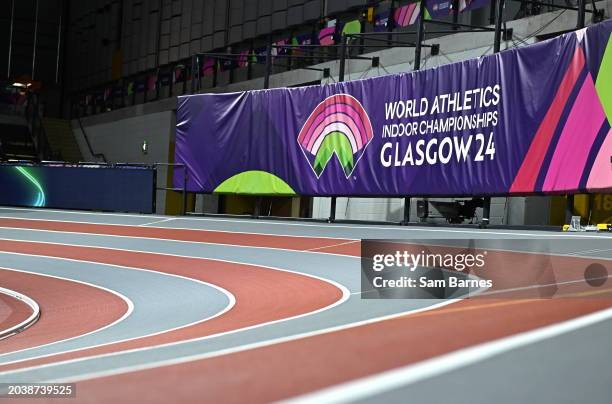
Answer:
[0,240,343,372]
[0,268,127,354]
[0,291,32,337]
[0,218,358,254]
[60,297,612,404]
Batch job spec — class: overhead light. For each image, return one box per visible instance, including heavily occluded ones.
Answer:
[12,82,31,88]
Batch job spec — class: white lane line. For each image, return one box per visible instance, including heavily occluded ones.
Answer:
[0,267,134,357]
[0,252,235,368]
[0,217,359,244]
[0,241,347,372]
[0,228,609,268]
[1,224,610,267]
[47,299,457,384]
[0,234,606,367]
[0,227,359,258]
[0,286,40,340]
[306,240,360,252]
[1,210,611,240]
[479,274,612,297]
[283,305,612,404]
[138,218,176,227]
[0,207,168,220]
[565,247,612,256]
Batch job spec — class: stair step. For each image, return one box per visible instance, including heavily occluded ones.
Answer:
[42,118,83,163]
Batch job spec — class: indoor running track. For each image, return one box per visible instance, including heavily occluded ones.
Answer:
[0,207,611,404]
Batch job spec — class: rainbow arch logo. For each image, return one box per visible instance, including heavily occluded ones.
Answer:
[297,94,374,178]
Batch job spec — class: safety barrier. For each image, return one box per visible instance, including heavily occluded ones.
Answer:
[0,161,156,213]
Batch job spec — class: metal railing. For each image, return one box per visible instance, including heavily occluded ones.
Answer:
[24,92,54,161]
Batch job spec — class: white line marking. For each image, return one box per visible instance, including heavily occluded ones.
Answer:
[1,223,610,268]
[0,286,40,340]
[47,299,457,384]
[0,230,607,370]
[282,305,612,404]
[138,218,176,227]
[479,274,612,297]
[0,216,359,244]
[1,209,610,240]
[0,226,359,258]
[565,247,612,256]
[0,252,235,367]
[0,267,134,357]
[0,207,169,220]
[305,240,359,252]
[0,210,606,383]
[0,226,608,269]
[0,241,347,372]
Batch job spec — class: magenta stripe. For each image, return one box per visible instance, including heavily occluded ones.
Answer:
[300,104,373,144]
[318,27,335,45]
[298,95,372,143]
[301,103,369,147]
[399,6,408,26]
[310,122,359,155]
[586,128,612,190]
[306,115,362,152]
[543,75,606,191]
[394,6,407,27]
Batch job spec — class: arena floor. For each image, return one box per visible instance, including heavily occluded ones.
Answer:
[0,207,611,403]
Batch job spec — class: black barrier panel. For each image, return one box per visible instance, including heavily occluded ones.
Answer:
[0,163,155,213]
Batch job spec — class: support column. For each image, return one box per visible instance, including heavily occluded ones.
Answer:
[565,194,575,224]
[402,197,411,225]
[257,41,273,220]
[481,197,491,227]
[481,0,504,227]
[577,0,586,28]
[264,42,272,89]
[254,196,262,219]
[190,55,197,94]
[329,197,337,223]
[7,0,15,79]
[413,0,426,70]
[32,0,40,80]
[493,0,505,53]
[329,34,348,223]
[408,3,427,224]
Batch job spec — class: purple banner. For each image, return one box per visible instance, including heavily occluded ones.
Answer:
[175,21,612,197]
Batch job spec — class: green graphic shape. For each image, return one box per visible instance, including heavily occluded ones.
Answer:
[313,132,355,177]
[15,166,45,207]
[214,170,296,195]
[595,35,612,123]
[342,20,362,36]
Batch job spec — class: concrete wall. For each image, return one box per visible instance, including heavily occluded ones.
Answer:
[70,5,611,222]
[72,108,175,213]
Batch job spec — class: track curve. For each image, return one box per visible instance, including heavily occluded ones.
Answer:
[0,268,128,353]
[0,208,610,403]
[0,252,230,368]
[0,240,344,373]
[0,286,39,340]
